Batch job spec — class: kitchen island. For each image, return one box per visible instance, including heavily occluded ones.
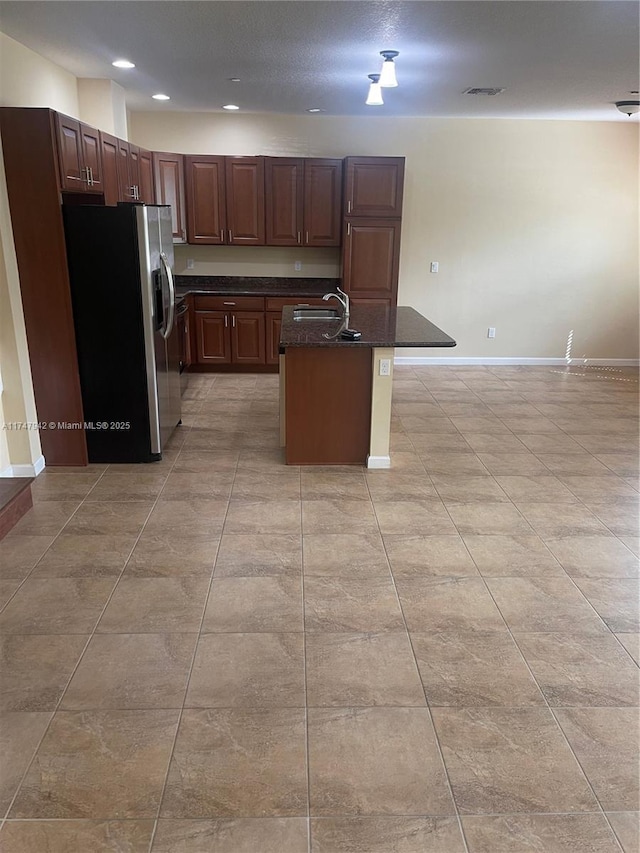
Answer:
[279,304,456,467]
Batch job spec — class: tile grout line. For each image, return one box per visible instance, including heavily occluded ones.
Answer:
[365,469,473,853]
[146,394,234,853]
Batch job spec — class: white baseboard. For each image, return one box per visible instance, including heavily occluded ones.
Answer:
[0,455,46,478]
[367,455,391,469]
[394,357,640,367]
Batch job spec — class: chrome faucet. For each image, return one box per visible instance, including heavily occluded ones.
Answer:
[323,286,350,319]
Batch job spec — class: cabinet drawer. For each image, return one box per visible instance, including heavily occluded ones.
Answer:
[194,295,265,311]
[264,296,328,311]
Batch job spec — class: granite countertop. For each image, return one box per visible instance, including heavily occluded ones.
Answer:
[279,305,456,349]
[175,276,340,297]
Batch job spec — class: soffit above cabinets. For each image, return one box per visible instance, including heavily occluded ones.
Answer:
[0,1,638,120]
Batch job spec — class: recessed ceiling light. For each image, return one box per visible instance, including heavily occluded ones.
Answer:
[222,104,240,110]
[112,59,135,69]
[229,78,241,83]
[306,108,323,113]
[152,93,170,101]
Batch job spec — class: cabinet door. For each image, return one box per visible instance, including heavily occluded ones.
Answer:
[266,312,282,365]
[265,158,303,246]
[185,156,226,244]
[129,144,141,199]
[80,123,102,193]
[117,140,134,201]
[225,157,265,245]
[195,311,231,363]
[138,148,155,203]
[304,159,342,246]
[153,152,186,241]
[342,218,401,302]
[100,132,120,206]
[231,311,266,364]
[344,157,404,218]
[56,114,85,191]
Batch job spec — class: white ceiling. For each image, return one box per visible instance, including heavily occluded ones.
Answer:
[0,1,638,120]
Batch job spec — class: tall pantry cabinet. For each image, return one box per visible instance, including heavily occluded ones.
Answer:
[341,156,405,307]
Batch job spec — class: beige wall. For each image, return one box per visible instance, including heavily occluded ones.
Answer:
[131,111,639,360]
[78,78,128,138]
[0,32,79,115]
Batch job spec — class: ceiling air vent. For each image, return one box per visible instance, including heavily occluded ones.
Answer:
[463,87,505,96]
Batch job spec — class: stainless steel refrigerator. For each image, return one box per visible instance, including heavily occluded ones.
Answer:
[63,203,181,462]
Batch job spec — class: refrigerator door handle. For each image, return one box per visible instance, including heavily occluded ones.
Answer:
[160,251,176,340]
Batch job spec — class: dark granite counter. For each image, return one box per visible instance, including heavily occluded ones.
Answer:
[175,275,340,297]
[279,305,456,349]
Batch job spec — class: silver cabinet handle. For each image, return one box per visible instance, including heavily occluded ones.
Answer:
[129,185,136,198]
[135,185,140,200]
[228,229,233,242]
[80,167,89,184]
[223,301,236,306]
[232,315,236,328]
[347,221,351,236]
[160,251,176,339]
[347,200,352,213]
[224,314,228,327]
[220,229,224,242]
[297,232,301,244]
[305,231,309,244]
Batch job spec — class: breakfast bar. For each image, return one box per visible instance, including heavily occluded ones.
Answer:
[279,303,456,467]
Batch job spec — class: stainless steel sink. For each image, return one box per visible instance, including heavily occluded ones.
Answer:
[293,307,341,321]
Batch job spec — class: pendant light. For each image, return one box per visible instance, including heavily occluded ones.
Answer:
[379,50,399,88]
[365,73,384,106]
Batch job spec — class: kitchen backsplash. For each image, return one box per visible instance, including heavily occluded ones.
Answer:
[173,245,341,278]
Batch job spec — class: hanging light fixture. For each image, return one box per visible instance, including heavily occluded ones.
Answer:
[379,50,399,88]
[365,73,384,106]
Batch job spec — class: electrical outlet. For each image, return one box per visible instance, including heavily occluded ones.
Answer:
[186,258,195,270]
[294,261,302,271]
[487,327,496,339]
[379,358,391,376]
[430,261,439,273]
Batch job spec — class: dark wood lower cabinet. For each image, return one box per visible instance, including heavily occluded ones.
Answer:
[266,312,282,365]
[231,312,266,364]
[195,310,265,365]
[196,311,231,363]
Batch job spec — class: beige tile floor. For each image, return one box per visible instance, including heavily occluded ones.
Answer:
[0,364,638,852]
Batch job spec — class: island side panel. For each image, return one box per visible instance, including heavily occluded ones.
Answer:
[284,347,373,465]
[368,347,394,468]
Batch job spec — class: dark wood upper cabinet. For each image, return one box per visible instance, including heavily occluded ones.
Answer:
[185,155,227,244]
[79,124,102,192]
[341,218,401,302]
[116,139,133,201]
[304,158,342,246]
[344,156,404,218]
[265,158,303,246]
[153,151,186,241]
[225,157,265,245]
[137,148,155,203]
[128,144,141,197]
[55,114,102,194]
[99,132,120,206]
[265,157,342,247]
